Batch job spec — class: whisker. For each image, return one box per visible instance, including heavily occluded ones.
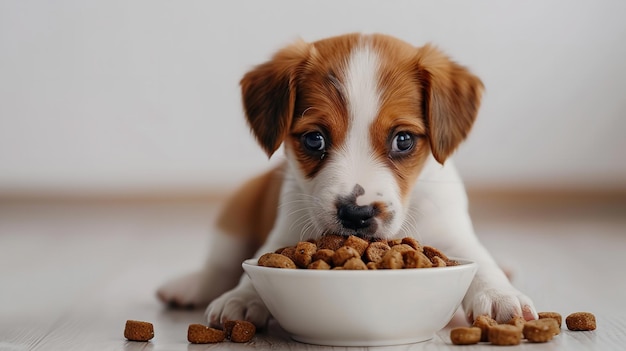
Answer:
[402,210,422,242]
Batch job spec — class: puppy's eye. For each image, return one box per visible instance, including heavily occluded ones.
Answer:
[391,131,415,154]
[301,132,326,154]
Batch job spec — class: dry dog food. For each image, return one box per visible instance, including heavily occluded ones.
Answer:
[364,241,391,263]
[332,246,361,267]
[450,327,482,345]
[538,311,562,334]
[224,320,256,343]
[258,235,458,270]
[523,318,559,343]
[187,324,225,344]
[403,250,433,268]
[308,259,331,270]
[343,257,368,270]
[507,315,526,332]
[293,241,317,268]
[566,312,596,331]
[123,319,255,345]
[380,249,404,269]
[488,324,522,346]
[451,310,596,346]
[124,320,154,342]
[258,252,296,269]
[472,315,498,342]
[316,234,345,250]
[344,235,369,255]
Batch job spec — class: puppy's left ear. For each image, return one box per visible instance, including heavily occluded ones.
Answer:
[415,44,484,164]
[240,40,311,157]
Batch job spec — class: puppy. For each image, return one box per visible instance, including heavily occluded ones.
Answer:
[157,33,537,328]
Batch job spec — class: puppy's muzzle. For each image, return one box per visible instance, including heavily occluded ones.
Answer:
[335,184,382,236]
[337,203,375,230]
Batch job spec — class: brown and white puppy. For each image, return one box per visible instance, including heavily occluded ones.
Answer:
[157,33,537,327]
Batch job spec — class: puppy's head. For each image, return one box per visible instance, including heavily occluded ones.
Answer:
[241,33,483,239]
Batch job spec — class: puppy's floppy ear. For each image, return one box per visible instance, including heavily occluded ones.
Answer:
[415,44,484,164]
[240,40,310,157]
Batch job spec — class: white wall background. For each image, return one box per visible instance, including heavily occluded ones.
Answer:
[1,0,625,195]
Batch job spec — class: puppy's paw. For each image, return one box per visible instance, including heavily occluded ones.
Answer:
[205,286,270,329]
[464,288,538,323]
[156,269,238,309]
[156,271,212,308]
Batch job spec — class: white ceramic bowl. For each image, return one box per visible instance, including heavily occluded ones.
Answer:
[242,258,477,346]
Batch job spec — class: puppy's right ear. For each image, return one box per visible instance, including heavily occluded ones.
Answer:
[415,44,484,164]
[240,40,310,157]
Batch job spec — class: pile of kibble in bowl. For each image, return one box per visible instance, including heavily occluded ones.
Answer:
[258,234,458,270]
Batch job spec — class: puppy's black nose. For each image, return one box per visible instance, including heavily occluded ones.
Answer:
[337,203,375,230]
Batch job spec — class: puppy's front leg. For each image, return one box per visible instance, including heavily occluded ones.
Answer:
[446,219,537,323]
[205,179,304,328]
[413,161,537,323]
[423,207,538,323]
[156,230,249,308]
[204,230,296,328]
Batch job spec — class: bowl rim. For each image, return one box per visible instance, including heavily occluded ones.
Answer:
[242,257,477,276]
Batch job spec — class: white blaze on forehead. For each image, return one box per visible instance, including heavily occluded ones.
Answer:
[333,40,396,206]
[343,41,381,124]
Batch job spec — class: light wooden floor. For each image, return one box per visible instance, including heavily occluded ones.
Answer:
[0,195,625,350]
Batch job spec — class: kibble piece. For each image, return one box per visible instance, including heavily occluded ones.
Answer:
[332,246,360,267]
[507,316,526,332]
[423,245,450,264]
[401,237,422,251]
[187,324,225,344]
[364,241,391,264]
[293,241,317,268]
[390,243,415,254]
[317,234,346,251]
[432,256,447,267]
[124,320,154,342]
[225,320,256,343]
[257,253,296,269]
[343,257,368,270]
[308,259,331,270]
[387,238,403,246]
[489,324,522,346]
[312,249,335,265]
[402,250,432,268]
[538,312,562,334]
[538,311,562,327]
[523,318,559,343]
[566,312,596,331]
[343,235,369,256]
[445,259,460,266]
[223,320,236,337]
[473,315,497,342]
[379,249,404,269]
[366,262,377,270]
[450,327,481,345]
[279,246,297,262]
